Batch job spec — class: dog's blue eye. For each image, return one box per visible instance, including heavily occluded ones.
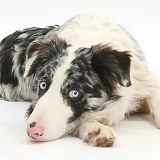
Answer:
[69,90,79,98]
[39,81,47,90]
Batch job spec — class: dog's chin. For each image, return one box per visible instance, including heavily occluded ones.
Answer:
[29,135,64,142]
[27,129,66,142]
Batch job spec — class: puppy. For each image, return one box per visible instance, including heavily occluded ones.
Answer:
[0,15,160,147]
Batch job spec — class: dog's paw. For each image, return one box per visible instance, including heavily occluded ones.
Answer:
[83,124,116,147]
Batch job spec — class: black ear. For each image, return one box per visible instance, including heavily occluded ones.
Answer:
[24,35,68,77]
[91,44,131,96]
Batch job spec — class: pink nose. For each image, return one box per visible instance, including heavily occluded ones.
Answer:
[26,122,43,139]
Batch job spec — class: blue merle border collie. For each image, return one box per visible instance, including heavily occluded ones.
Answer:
[0,15,160,147]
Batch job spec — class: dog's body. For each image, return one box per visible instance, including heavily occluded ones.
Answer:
[0,15,160,147]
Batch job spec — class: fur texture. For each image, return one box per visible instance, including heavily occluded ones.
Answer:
[0,15,160,147]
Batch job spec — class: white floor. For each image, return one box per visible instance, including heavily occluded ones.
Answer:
[1,100,160,160]
[0,0,160,160]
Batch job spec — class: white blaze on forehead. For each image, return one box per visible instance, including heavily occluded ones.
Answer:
[27,46,77,140]
[51,46,76,89]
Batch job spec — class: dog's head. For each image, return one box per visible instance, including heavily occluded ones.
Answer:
[25,35,131,141]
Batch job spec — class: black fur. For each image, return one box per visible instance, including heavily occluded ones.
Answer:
[0,48,18,87]
[91,44,131,97]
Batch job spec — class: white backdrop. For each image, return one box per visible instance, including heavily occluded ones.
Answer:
[0,0,160,160]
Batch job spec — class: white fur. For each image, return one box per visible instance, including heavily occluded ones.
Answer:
[23,52,38,78]
[26,46,77,140]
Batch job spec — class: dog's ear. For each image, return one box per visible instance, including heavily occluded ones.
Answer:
[24,36,68,77]
[23,40,42,77]
[91,44,131,96]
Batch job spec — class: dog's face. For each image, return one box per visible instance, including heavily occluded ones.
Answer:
[25,35,131,141]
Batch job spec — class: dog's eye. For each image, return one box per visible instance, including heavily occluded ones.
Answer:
[39,81,47,90]
[38,80,51,97]
[69,90,79,98]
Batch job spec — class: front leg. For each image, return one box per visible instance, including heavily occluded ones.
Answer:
[72,96,130,147]
[73,118,116,147]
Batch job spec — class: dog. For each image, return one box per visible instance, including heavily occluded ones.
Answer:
[0,15,160,147]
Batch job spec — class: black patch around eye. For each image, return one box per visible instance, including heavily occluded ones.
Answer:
[68,99,89,123]
[64,84,102,123]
